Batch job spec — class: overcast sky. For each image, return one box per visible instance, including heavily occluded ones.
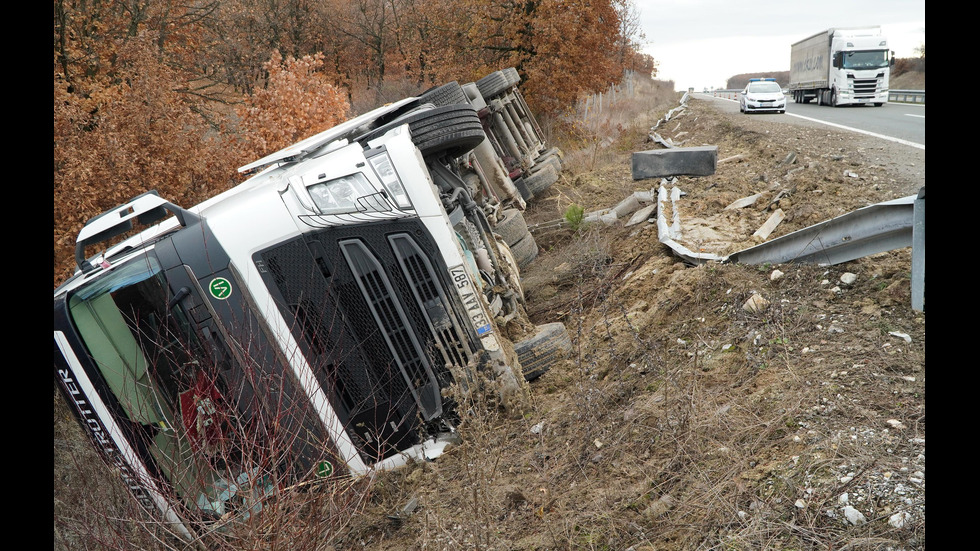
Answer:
[633,0,925,91]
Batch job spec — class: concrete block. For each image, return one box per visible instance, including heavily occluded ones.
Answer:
[631,145,718,180]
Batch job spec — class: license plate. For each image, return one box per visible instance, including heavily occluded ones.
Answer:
[449,265,492,336]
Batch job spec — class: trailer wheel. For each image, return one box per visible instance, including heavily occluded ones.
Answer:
[476,71,512,100]
[523,162,559,196]
[362,104,486,158]
[509,232,538,269]
[512,174,534,202]
[494,208,531,247]
[419,81,469,107]
[514,322,572,381]
[537,146,564,172]
[503,67,521,87]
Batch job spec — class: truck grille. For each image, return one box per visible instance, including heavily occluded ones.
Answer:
[852,78,881,98]
[339,238,443,421]
[389,234,473,373]
[257,220,468,462]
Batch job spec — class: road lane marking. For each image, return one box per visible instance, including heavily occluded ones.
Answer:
[704,95,924,150]
[785,113,924,150]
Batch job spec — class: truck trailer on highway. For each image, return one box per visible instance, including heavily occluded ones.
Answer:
[788,26,892,107]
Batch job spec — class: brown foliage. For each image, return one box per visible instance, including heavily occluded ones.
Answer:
[53,32,240,285]
[232,52,351,162]
[53,0,654,285]
[892,56,925,77]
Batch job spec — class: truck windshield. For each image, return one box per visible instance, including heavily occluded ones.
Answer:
[842,50,889,70]
[68,254,235,514]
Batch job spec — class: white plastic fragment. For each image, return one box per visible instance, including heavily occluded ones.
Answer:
[889,331,912,343]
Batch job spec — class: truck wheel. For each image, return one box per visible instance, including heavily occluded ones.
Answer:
[503,67,521,87]
[514,322,572,381]
[494,208,531,247]
[512,175,534,202]
[476,71,512,100]
[371,104,485,158]
[419,81,469,107]
[523,162,559,196]
[537,154,562,176]
[509,232,538,269]
[537,146,564,172]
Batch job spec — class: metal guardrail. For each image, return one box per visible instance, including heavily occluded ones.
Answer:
[726,188,925,311]
[889,89,925,104]
[708,89,924,104]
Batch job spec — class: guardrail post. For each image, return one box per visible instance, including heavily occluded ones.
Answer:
[911,187,925,311]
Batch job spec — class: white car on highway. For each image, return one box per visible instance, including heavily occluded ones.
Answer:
[739,78,786,114]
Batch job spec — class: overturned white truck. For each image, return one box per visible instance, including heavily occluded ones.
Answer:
[53,78,570,540]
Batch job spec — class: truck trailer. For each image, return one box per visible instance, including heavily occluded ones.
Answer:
[788,26,892,107]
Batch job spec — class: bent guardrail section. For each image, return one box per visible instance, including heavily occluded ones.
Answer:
[725,188,924,311]
[654,184,925,311]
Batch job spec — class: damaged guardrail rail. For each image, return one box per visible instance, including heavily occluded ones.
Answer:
[657,184,925,311]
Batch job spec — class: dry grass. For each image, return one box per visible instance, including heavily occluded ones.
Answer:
[53,77,925,550]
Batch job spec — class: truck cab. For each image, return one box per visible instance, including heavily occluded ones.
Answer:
[827,30,891,106]
[53,93,560,540]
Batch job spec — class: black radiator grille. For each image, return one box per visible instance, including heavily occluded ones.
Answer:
[256,220,469,463]
[340,239,442,420]
[389,234,472,372]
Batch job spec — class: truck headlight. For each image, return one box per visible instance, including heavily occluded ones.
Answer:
[308,173,380,214]
[369,152,412,210]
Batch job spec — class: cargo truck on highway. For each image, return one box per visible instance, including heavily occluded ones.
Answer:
[788,26,892,107]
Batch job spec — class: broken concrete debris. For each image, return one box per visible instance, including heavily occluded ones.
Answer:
[631,145,718,180]
[626,204,657,227]
[718,154,746,165]
[752,209,785,241]
[742,293,770,314]
[724,193,763,210]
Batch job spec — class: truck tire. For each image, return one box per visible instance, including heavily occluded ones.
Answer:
[476,71,512,100]
[362,104,486,159]
[503,67,521,87]
[523,162,559,196]
[537,146,564,172]
[514,322,572,381]
[509,232,538,269]
[419,81,469,107]
[512,175,534,202]
[494,208,531,247]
